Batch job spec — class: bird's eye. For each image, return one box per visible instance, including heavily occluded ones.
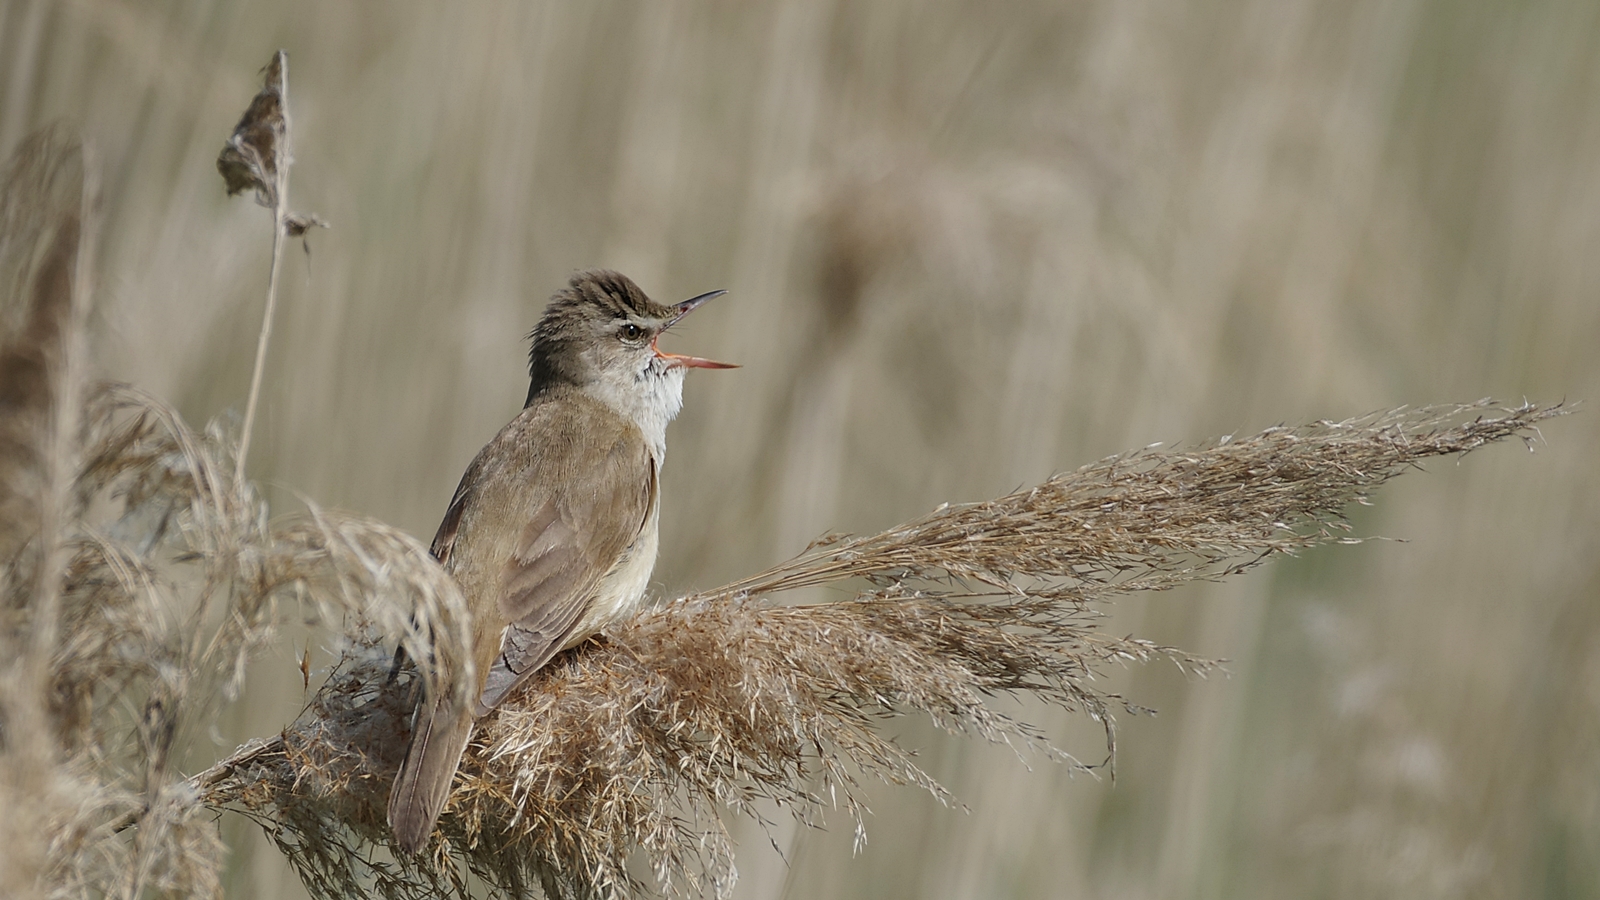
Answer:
[619,322,645,343]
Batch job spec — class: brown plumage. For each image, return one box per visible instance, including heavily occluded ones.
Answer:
[386,270,733,854]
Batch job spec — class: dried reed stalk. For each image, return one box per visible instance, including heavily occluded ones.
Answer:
[183,400,1563,900]
[0,126,109,900]
[216,49,291,489]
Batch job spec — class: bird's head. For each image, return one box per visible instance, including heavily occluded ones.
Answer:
[525,270,735,412]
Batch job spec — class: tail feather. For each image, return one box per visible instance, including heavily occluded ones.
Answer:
[387,693,475,854]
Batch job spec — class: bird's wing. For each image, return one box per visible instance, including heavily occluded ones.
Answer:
[429,467,473,564]
[388,460,489,853]
[385,462,474,679]
[474,418,656,713]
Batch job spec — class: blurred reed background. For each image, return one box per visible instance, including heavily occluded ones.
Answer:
[3,0,1597,897]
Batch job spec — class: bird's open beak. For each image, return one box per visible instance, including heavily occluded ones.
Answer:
[655,289,738,369]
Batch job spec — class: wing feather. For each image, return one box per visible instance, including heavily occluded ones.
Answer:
[471,406,656,713]
[430,466,474,565]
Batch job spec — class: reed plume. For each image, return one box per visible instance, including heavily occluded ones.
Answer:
[188,400,1563,900]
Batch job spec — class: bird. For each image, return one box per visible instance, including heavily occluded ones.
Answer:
[386,269,735,854]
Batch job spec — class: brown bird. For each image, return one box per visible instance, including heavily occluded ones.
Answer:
[387,270,735,854]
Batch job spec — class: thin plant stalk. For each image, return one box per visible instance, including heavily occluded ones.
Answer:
[28,146,95,689]
[234,52,290,489]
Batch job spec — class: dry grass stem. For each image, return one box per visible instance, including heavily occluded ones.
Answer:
[216,49,295,489]
[1,125,97,900]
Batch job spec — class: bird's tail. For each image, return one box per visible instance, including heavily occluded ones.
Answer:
[387,692,475,854]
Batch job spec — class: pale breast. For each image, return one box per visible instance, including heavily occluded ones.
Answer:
[563,500,659,647]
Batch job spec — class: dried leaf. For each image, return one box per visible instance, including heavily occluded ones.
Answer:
[285,212,329,258]
[216,51,289,207]
[284,212,327,238]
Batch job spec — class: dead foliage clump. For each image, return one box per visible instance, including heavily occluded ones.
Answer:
[0,122,460,900]
[4,373,473,900]
[215,51,288,208]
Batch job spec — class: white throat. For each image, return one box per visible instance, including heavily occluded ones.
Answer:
[584,358,685,461]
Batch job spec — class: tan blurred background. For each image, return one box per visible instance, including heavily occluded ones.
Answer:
[4,0,1598,897]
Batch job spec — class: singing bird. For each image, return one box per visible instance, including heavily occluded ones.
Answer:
[387,270,735,853]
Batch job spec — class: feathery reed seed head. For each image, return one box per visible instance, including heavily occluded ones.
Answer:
[189,401,1564,900]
